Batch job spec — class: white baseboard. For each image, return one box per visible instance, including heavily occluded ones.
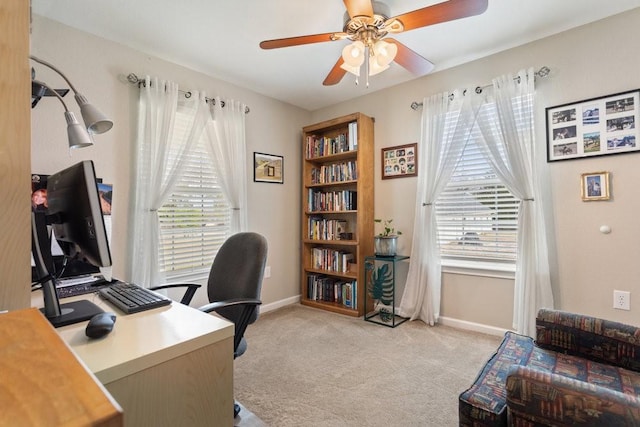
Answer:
[439,316,509,337]
[261,295,300,314]
[259,297,509,338]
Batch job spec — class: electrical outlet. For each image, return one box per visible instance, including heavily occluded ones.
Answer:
[613,290,630,310]
[264,266,271,278]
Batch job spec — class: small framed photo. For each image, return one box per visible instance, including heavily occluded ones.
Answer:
[381,143,418,179]
[546,89,639,162]
[254,152,284,184]
[581,171,610,201]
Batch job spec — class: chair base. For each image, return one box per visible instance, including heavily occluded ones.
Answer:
[234,402,241,418]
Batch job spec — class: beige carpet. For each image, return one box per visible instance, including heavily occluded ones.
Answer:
[235,304,502,426]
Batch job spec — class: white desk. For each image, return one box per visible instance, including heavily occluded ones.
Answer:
[32,290,235,427]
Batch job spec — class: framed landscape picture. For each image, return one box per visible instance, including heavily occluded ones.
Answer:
[381,143,418,179]
[546,89,639,162]
[254,152,284,183]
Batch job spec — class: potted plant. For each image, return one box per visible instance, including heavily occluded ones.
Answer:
[374,218,401,256]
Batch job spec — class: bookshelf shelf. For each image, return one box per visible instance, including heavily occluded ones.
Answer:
[301,112,374,317]
[303,239,358,246]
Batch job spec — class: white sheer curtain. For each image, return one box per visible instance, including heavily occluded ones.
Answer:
[472,68,554,336]
[127,76,209,286]
[203,97,248,233]
[399,91,478,325]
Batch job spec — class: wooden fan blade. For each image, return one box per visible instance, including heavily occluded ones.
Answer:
[343,0,374,19]
[391,0,488,32]
[323,57,348,86]
[260,33,338,49]
[386,38,435,76]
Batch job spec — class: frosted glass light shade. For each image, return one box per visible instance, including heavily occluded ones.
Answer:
[368,57,390,76]
[373,40,397,67]
[342,41,365,66]
[340,62,361,76]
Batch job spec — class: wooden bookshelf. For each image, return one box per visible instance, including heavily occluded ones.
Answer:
[301,112,374,317]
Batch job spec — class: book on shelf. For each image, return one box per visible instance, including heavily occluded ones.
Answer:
[348,121,358,151]
[307,217,350,240]
[307,189,357,211]
[311,247,355,273]
[307,274,357,309]
[310,160,358,184]
[306,132,352,158]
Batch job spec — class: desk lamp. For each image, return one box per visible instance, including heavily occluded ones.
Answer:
[30,55,113,149]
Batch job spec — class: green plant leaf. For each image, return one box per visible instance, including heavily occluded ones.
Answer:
[367,263,394,306]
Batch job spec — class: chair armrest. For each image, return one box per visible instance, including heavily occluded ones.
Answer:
[506,365,640,425]
[148,283,201,305]
[198,298,262,314]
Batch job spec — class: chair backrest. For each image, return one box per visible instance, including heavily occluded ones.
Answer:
[208,232,267,329]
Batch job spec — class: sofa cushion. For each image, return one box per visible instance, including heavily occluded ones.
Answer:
[459,331,537,426]
[507,365,640,426]
[536,308,640,371]
[460,328,640,427]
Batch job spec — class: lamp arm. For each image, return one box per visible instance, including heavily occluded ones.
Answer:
[32,79,70,112]
[30,55,80,94]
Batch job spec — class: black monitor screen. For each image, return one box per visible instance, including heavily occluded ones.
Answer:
[47,161,112,268]
[31,160,112,327]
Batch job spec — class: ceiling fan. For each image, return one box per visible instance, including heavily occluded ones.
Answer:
[260,0,488,86]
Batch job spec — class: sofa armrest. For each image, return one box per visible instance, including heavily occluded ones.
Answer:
[536,308,640,371]
[506,365,640,425]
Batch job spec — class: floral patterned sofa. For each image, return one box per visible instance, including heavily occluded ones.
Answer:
[459,308,640,426]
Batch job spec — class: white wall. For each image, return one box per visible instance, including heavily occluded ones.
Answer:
[312,8,640,328]
[32,8,640,329]
[30,15,309,308]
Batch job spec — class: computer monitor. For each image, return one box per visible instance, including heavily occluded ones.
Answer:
[31,160,112,327]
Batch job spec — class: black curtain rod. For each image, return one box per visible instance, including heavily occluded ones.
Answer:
[126,73,250,114]
[410,66,551,110]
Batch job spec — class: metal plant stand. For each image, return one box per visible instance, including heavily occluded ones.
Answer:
[364,254,409,328]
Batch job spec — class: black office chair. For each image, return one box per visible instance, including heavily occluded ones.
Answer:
[151,231,268,418]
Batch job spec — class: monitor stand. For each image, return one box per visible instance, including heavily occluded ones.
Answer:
[41,300,104,328]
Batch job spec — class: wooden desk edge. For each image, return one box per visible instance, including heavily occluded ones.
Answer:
[0,308,123,426]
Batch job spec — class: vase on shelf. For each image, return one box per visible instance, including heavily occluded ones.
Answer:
[374,235,398,256]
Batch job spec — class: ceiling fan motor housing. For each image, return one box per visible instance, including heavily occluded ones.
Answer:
[342,1,394,44]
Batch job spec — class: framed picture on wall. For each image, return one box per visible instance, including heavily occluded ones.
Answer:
[581,171,610,201]
[254,152,284,184]
[546,89,639,162]
[381,143,418,179]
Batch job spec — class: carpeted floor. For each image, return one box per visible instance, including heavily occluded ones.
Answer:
[235,304,502,426]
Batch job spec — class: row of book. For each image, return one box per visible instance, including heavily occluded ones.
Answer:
[307,274,357,309]
[307,189,357,212]
[311,247,353,273]
[308,217,349,240]
[310,160,357,184]
[305,122,358,158]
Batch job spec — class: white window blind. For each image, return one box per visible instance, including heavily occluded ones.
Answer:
[435,108,519,263]
[157,111,230,280]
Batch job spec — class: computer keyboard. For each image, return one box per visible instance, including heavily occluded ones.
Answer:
[98,281,172,314]
[56,275,111,298]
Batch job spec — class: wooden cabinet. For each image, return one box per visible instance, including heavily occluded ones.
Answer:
[301,113,374,317]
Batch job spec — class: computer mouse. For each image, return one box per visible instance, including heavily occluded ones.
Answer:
[85,312,116,338]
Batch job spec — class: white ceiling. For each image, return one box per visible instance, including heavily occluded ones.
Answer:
[32,0,640,111]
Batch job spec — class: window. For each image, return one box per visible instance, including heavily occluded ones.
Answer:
[435,107,519,265]
[157,111,230,281]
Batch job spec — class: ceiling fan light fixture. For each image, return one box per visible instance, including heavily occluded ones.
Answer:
[372,40,397,66]
[368,56,390,76]
[340,62,362,77]
[342,41,365,67]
